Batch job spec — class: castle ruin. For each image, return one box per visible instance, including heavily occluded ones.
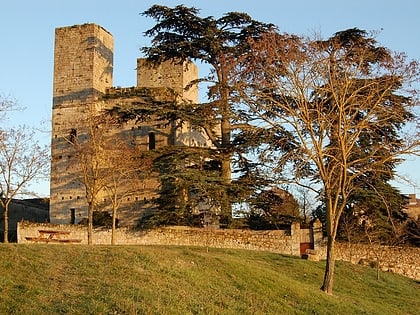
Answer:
[50,23,209,225]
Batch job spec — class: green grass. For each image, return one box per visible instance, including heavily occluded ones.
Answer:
[0,245,418,314]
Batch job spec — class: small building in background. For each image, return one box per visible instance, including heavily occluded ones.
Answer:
[0,199,49,242]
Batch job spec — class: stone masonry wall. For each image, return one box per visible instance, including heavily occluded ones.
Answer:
[333,242,420,280]
[137,58,198,102]
[17,222,419,280]
[53,24,114,103]
[17,221,301,256]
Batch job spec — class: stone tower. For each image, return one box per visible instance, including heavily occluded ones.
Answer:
[50,24,114,224]
[137,58,198,102]
[50,24,202,225]
[53,24,113,106]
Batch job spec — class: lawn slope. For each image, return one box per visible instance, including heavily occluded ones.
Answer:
[0,244,418,314]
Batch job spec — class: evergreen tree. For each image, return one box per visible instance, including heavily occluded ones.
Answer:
[116,5,276,224]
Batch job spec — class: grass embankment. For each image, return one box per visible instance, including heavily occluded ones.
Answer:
[0,245,418,314]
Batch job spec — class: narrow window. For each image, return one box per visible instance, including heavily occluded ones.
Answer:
[70,208,76,224]
[148,132,156,150]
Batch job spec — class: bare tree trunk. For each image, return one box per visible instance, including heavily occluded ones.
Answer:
[3,205,8,243]
[321,235,336,294]
[111,206,117,245]
[87,202,93,245]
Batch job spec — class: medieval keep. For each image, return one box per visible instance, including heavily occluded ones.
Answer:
[50,23,211,225]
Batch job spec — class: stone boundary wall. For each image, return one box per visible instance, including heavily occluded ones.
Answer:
[17,222,301,256]
[17,222,419,280]
[333,243,420,280]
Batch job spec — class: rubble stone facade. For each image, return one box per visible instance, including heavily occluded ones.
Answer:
[50,24,203,225]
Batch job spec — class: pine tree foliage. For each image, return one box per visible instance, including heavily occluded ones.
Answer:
[115,5,277,224]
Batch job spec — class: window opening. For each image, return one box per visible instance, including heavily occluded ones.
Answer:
[70,208,76,224]
[148,132,156,150]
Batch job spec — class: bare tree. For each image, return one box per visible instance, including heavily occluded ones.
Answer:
[68,107,117,244]
[103,136,150,245]
[0,94,23,122]
[238,29,419,294]
[0,126,49,242]
[68,106,151,245]
[294,184,318,224]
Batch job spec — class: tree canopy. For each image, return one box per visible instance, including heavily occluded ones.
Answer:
[236,28,419,293]
[108,7,420,294]
[114,5,277,224]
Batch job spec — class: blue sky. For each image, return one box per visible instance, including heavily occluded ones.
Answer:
[1,0,419,197]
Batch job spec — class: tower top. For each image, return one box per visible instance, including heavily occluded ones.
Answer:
[53,23,114,108]
[137,58,198,103]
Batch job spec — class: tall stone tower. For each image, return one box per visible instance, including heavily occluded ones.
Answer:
[50,24,114,224]
[50,23,203,226]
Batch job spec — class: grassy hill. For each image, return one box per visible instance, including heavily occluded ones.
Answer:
[0,244,418,314]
